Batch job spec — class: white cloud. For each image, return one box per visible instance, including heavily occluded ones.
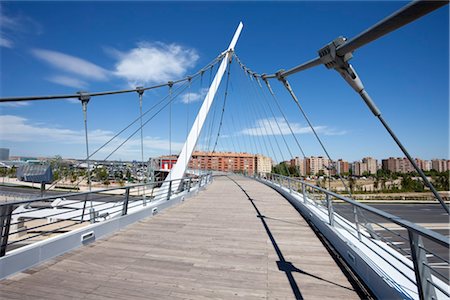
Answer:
[47,75,88,89]
[0,13,17,48]
[181,88,208,104]
[112,42,199,86]
[0,101,30,108]
[31,49,109,81]
[0,115,183,158]
[0,37,13,48]
[0,11,43,48]
[240,118,347,136]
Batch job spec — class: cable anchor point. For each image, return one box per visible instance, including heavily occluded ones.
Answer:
[77,91,91,111]
[318,37,380,117]
[136,86,144,96]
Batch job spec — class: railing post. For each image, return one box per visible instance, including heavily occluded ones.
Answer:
[408,231,436,300]
[288,177,292,193]
[188,177,192,192]
[301,183,307,203]
[80,196,87,223]
[326,194,334,226]
[89,206,96,224]
[0,205,13,257]
[122,188,130,216]
[167,180,172,200]
[353,205,362,241]
[199,175,203,188]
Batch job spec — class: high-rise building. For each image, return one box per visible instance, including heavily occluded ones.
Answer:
[431,159,449,172]
[382,157,427,173]
[0,148,10,161]
[415,158,431,171]
[362,157,377,175]
[185,151,272,175]
[309,156,331,176]
[290,157,309,176]
[256,154,273,175]
[336,159,349,174]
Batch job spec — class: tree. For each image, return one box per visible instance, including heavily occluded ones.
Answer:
[348,176,355,193]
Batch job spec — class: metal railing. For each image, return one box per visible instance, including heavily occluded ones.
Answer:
[0,173,212,257]
[262,173,449,300]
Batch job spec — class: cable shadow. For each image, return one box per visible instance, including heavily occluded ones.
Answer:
[259,215,308,227]
[228,177,355,299]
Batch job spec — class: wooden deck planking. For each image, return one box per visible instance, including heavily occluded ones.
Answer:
[0,175,360,299]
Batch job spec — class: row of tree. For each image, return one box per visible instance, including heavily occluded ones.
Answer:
[272,162,449,192]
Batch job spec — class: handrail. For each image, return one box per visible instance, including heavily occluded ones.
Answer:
[262,172,449,299]
[0,175,204,207]
[268,173,450,248]
[0,172,213,257]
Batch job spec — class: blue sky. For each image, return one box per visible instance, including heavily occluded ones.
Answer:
[0,1,448,163]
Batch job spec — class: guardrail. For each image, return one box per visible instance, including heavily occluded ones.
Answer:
[262,173,449,300]
[0,173,211,257]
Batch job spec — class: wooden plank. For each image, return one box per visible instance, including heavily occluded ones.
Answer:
[0,176,360,299]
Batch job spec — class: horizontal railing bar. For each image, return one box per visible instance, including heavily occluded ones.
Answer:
[418,245,450,265]
[0,178,187,207]
[422,263,450,284]
[265,175,416,276]
[427,277,450,297]
[269,174,449,247]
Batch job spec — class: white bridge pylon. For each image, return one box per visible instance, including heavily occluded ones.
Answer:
[165,22,243,187]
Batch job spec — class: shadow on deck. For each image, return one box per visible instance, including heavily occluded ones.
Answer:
[0,175,360,299]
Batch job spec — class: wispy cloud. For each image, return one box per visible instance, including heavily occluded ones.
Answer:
[31,49,109,81]
[0,37,13,48]
[240,118,347,136]
[47,75,88,89]
[0,10,43,48]
[112,42,199,86]
[0,102,30,108]
[0,115,182,158]
[0,13,18,48]
[181,88,208,104]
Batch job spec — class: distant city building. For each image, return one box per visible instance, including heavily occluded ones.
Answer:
[189,151,257,175]
[16,164,53,183]
[157,151,271,176]
[0,148,10,161]
[415,158,431,172]
[362,157,378,175]
[381,157,434,173]
[290,157,308,176]
[256,154,272,175]
[336,159,349,174]
[431,159,449,172]
[308,156,332,176]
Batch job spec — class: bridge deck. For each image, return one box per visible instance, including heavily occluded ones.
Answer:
[0,176,360,299]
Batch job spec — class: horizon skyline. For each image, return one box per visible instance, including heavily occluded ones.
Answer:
[1,2,448,163]
[4,149,449,164]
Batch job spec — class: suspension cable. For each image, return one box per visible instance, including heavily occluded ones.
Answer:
[68,78,196,190]
[277,75,352,196]
[44,79,193,192]
[0,54,224,102]
[245,71,291,177]
[212,56,233,153]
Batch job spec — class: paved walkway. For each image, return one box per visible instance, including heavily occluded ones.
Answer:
[0,176,360,299]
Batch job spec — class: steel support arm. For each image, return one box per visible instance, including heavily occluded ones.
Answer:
[318,36,449,214]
